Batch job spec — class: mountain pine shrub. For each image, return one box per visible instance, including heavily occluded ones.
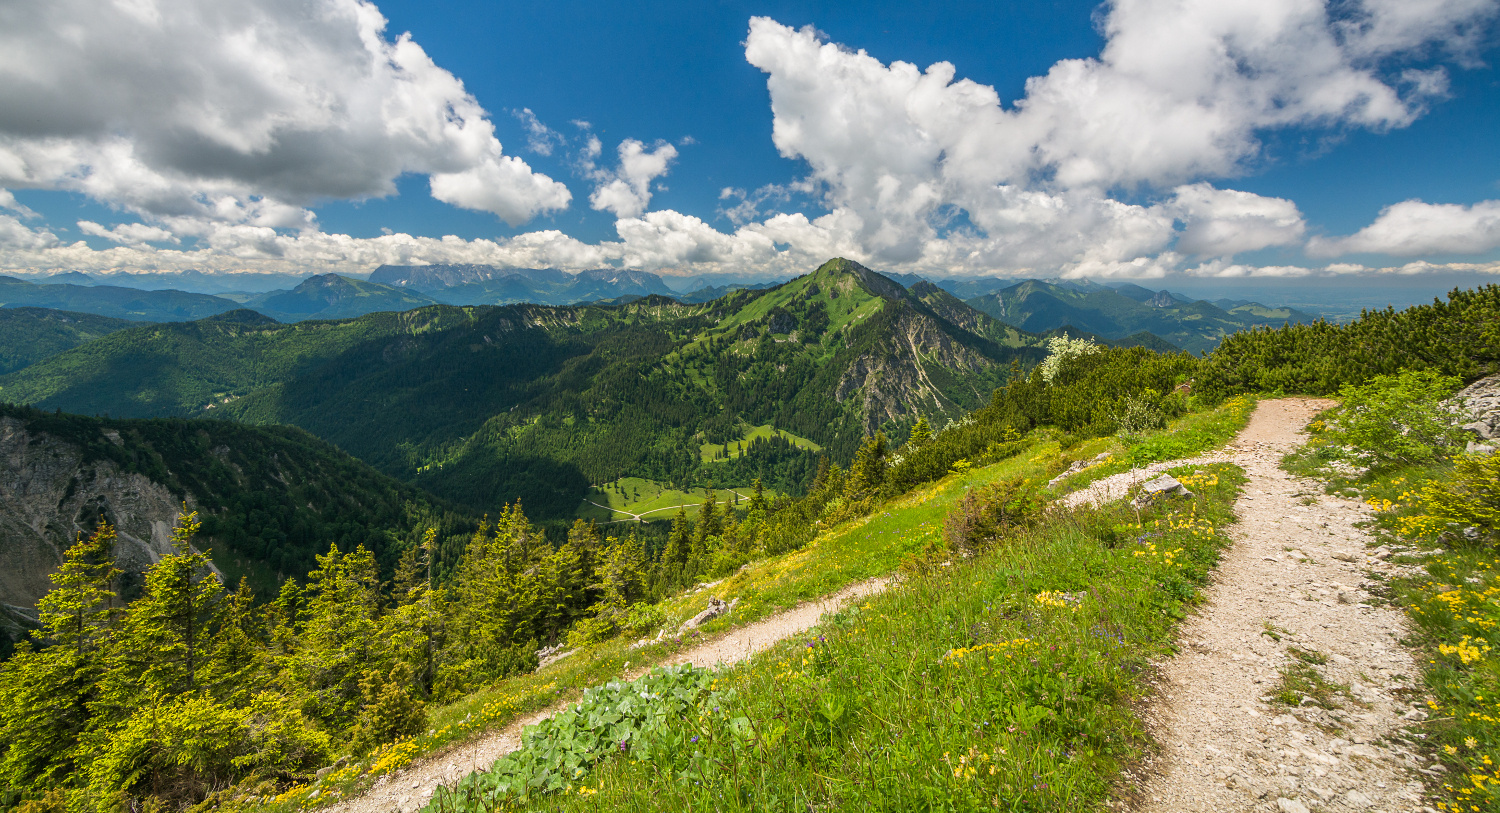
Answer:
[941,476,1045,557]
[1321,369,1465,468]
[1421,453,1500,548]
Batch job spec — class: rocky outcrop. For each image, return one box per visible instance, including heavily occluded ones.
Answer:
[834,301,1006,431]
[0,417,191,612]
[1450,374,1500,449]
[678,597,737,632]
[1148,290,1177,308]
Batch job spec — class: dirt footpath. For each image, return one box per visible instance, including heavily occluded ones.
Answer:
[331,398,1439,813]
[1075,399,1437,813]
[324,578,890,813]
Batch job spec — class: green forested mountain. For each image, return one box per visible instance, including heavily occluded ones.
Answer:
[239,274,442,322]
[0,308,136,374]
[965,279,1315,354]
[0,275,240,321]
[0,307,473,418]
[0,259,1045,519]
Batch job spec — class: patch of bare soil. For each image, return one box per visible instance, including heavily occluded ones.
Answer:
[1074,399,1436,813]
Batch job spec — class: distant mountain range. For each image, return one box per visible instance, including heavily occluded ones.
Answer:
[25,269,311,294]
[0,274,242,321]
[959,279,1317,355]
[2,266,1322,354]
[368,263,775,306]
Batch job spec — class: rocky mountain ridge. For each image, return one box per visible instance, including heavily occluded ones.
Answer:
[0,416,189,648]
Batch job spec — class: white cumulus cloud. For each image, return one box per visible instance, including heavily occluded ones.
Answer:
[78,221,181,246]
[1169,184,1307,256]
[589,140,679,219]
[742,0,1493,273]
[1308,199,1500,257]
[0,0,569,232]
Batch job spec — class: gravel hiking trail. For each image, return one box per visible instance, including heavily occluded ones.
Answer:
[334,398,1437,813]
[1073,399,1436,813]
[327,577,890,813]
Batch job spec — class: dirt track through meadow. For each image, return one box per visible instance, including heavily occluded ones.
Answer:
[334,399,1437,813]
[326,578,890,813]
[1071,399,1435,813]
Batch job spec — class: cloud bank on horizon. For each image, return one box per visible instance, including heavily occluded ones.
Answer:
[0,0,1497,281]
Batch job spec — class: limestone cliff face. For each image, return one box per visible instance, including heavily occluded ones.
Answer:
[0,416,191,614]
[834,301,1008,432]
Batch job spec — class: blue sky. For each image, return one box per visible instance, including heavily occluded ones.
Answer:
[0,0,1497,287]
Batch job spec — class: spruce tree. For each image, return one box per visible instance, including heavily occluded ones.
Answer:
[0,522,122,790]
[289,542,383,730]
[908,416,932,447]
[845,432,889,499]
[657,507,692,588]
[96,511,226,716]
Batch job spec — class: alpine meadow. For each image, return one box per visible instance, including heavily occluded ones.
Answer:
[3,1,1500,812]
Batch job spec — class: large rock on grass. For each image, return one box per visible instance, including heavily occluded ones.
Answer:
[1131,474,1195,509]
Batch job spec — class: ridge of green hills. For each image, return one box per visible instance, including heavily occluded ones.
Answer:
[0,259,1052,520]
[0,307,137,375]
[0,274,241,322]
[964,278,1317,354]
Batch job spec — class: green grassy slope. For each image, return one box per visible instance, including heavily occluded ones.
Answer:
[0,307,137,374]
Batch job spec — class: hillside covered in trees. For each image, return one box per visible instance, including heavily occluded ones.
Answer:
[0,260,1048,519]
[0,404,476,612]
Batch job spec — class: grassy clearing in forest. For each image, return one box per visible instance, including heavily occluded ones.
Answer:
[429,464,1245,812]
[576,478,762,522]
[699,424,822,463]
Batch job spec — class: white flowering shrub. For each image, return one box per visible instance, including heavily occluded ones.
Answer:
[1038,333,1099,383]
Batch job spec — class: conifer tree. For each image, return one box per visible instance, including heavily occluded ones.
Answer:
[908,416,932,447]
[845,432,889,499]
[39,520,122,656]
[263,578,302,658]
[202,578,265,704]
[657,507,691,588]
[691,492,721,560]
[596,532,647,608]
[289,542,383,729]
[97,511,225,711]
[0,522,122,790]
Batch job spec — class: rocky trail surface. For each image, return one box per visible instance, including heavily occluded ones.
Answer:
[1072,399,1437,813]
[327,578,890,813]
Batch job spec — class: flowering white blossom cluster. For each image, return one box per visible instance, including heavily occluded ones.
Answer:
[1038,333,1099,383]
